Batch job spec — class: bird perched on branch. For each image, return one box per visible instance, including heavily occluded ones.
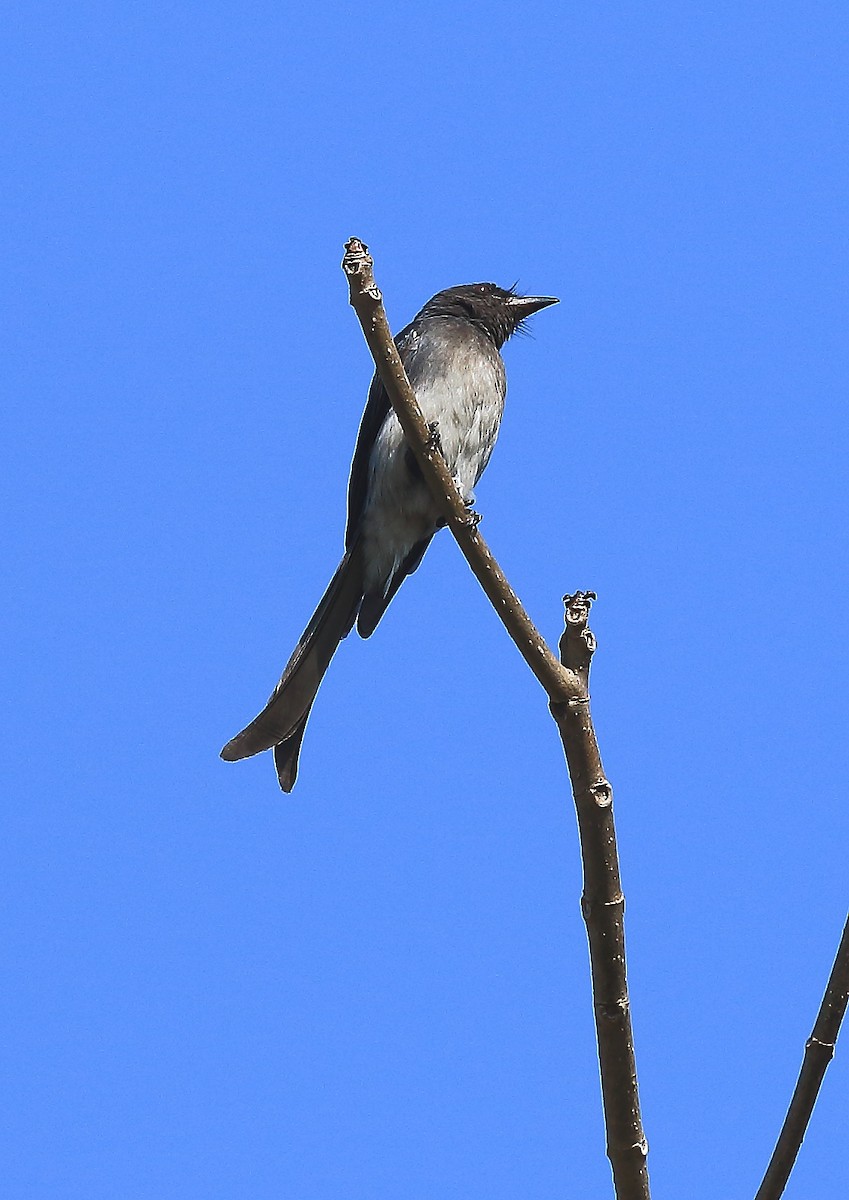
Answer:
[221,282,558,790]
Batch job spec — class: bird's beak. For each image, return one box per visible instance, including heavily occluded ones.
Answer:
[508,294,559,318]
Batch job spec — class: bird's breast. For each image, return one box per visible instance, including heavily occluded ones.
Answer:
[360,332,506,590]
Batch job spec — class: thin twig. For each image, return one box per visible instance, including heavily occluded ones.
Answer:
[755,911,849,1200]
[341,238,650,1200]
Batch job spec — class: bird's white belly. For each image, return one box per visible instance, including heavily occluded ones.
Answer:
[360,359,505,592]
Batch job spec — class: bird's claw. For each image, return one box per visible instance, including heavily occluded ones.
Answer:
[454,483,481,526]
[426,421,444,455]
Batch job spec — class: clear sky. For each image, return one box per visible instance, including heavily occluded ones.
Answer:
[3,3,848,1197]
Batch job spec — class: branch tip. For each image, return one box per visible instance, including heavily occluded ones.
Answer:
[558,592,597,679]
[342,239,381,303]
[563,590,597,628]
[343,235,370,260]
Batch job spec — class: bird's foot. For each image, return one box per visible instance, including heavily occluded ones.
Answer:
[455,484,481,526]
[426,421,444,455]
[462,493,483,528]
[452,478,475,505]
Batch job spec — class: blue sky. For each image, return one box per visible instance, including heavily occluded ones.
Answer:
[3,3,848,1197]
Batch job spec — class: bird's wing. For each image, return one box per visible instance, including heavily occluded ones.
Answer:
[355,531,436,638]
[345,321,421,548]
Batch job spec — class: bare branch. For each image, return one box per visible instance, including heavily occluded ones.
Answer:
[342,239,650,1200]
[755,911,849,1200]
[551,593,650,1199]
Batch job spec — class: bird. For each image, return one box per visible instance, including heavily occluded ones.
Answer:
[220,282,558,791]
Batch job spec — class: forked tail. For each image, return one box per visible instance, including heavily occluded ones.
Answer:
[220,541,364,790]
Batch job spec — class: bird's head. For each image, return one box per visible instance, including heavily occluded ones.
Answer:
[419,282,558,348]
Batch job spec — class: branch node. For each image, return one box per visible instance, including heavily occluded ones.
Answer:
[589,779,613,808]
[805,1035,835,1057]
[582,891,625,920]
[598,997,630,1022]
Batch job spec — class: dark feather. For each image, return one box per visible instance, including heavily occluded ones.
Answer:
[345,323,421,547]
[220,539,364,764]
[356,534,435,638]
